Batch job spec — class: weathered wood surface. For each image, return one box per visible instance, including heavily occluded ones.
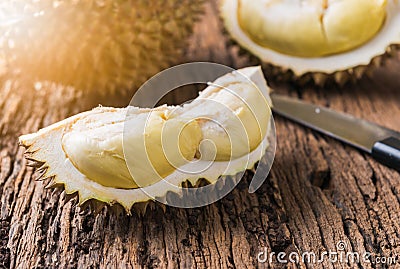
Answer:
[1,2,400,268]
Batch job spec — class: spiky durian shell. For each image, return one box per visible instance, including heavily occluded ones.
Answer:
[18,66,275,215]
[220,0,400,86]
[20,106,273,215]
[260,44,400,87]
[0,0,204,93]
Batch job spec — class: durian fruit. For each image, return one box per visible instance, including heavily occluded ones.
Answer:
[19,67,273,213]
[0,0,204,93]
[220,0,400,85]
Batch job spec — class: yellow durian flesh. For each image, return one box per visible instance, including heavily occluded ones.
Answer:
[238,0,387,57]
[176,67,271,161]
[61,67,271,189]
[62,107,202,189]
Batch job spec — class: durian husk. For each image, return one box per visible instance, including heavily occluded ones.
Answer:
[220,0,400,86]
[19,66,275,215]
[20,108,273,215]
[0,0,204,93]
[261,44,400,86]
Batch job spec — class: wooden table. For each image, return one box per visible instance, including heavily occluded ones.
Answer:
[1,2,399,268]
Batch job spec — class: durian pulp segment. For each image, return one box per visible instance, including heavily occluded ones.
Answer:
[62,107,202,189]
[221,0,400,76]
[175,66,272,161]
[19,67,272,211]
[238,0,387,57]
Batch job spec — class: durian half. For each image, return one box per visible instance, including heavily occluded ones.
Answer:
[19,67,273,213]
[0,0,204,93]
[220,0,400,85]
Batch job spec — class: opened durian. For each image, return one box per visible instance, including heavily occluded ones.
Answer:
[220,0,400,85]
[19,67,273,213]
[0,0,204,92]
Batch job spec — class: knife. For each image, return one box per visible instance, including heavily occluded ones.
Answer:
[270,94,400,171]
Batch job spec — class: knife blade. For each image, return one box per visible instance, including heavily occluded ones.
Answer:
[271,94,400,171]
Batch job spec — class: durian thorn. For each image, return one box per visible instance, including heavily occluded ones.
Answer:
[194,178,210,188]
[50,184,65,195]
[41,175,53,182]
[107,203,126,217]
[23,148,39,155]
[78,200,92,216]
[372,56,382,67]
[63,192,79,205]
[148,202,156,212]
[34,168,48,181]
[44,177,57,189]
[19,141,33,149]
[25,157,44,166]
[159,203,167,214]
[78,199,107,215]
[36,166,48,173]
[26,160,45,168]
[108,200,132,215]
[347,68,354,75]
[354,66,367,79]
[123,205,133,216]
[91,201,107,215]
[334,72,349,86]
[79,199,105,215]
[132,202,149,217]
[181,180,193,188]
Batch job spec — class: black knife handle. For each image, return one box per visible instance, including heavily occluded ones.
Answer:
[372,137,400,171]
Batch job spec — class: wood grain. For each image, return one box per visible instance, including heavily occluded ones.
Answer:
[1,1,400,268]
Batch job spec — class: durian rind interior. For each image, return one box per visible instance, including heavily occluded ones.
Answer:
[221,0,400,75]
[19,67,273,211]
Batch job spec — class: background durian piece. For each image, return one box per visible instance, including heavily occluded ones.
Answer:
[0,0,204,93]
[220,0,400,86]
